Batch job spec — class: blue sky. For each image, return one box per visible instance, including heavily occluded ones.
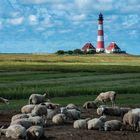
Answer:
[0,0,140,54]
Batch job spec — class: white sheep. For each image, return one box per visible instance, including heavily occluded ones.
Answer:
[21,104,36,114]
[11,114,30,122]
[10,118,33,129]
[47,108,59,120]
[104,120,122,131]
[97,106,131,117]
[52,114,66,125]
[28,116,45,126]
[0,124,26,139]
[94,91,117,106]
[73,118,90,129]
[29,93,48,104]
[31,104,48,117]
[26,126,44,140]
[0,97,9,104]
[60,107,81,120]
[87,116,106,130]
[123,111,139,131]
[83,101,97,109]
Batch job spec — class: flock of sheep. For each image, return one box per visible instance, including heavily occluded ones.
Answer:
[0,91,140,139]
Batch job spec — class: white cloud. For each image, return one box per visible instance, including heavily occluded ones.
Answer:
[122,15,139,29]
[29,15,38,25]
[8,17,24,25]
[72,14,86,21]
[0,21,3,29]
[20,0,48,4]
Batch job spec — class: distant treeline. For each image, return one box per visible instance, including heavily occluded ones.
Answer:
[56,49,95,55]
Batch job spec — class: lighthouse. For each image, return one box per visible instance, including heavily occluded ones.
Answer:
[96,13,105,53]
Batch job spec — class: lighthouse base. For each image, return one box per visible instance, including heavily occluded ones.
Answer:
[96,48,104,53]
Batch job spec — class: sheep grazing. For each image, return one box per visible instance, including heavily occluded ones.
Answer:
[29,93,48,105]
[52,114,66,125]
[104,120,122,131]
[0,124,26,139]
[21,104,36,114]
[11,114,30,122]
[83,101,97,109]
[94,91,117,106]
[0,97,9,105]
[123,111,140,131]
[60,107,81,120]
[26,126,44,140]
[97,106,131,117]
[87,116,106,130]
[73,118,90,129]
[10,118,33,129]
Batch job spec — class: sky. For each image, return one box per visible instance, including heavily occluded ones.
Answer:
[0,0,140,54]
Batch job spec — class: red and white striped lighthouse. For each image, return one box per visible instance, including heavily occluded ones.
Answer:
[96,13,104,53]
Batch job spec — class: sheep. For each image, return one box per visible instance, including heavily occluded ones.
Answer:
[66,103,80,110]
[31,104,48,117]
[10,118,33,129]
[60,107,81,120]
[123,111,140,131]
[94,91,117,106]
[26,126,44,140]
[0,124,26,139]
[97,106,131,117]
[73,118,90,129]
[11,114,30,122]
[31,104,48,124]
[21,104,36,114]
[29,93,48,104]
[28,116,45,126]
[87,116,106,130]
[104,120,122,131]
[52,114,66,125]
[0,97,9,104]
[83,101,97,109]
[131,108,140,115]
[47,108,59,120]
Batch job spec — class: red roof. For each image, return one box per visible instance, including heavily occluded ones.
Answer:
[106,42,120,50]
[82,43,95,51]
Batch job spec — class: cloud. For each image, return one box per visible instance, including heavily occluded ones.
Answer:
[72,14,86,21]
[122,14,139,29]
[19,0,48,4]
[7,17,24,25]
[29,15,38,25]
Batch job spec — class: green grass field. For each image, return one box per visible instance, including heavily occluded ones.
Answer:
[0,53,140,110]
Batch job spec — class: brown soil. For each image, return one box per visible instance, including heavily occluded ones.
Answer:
[0,108,140,140]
